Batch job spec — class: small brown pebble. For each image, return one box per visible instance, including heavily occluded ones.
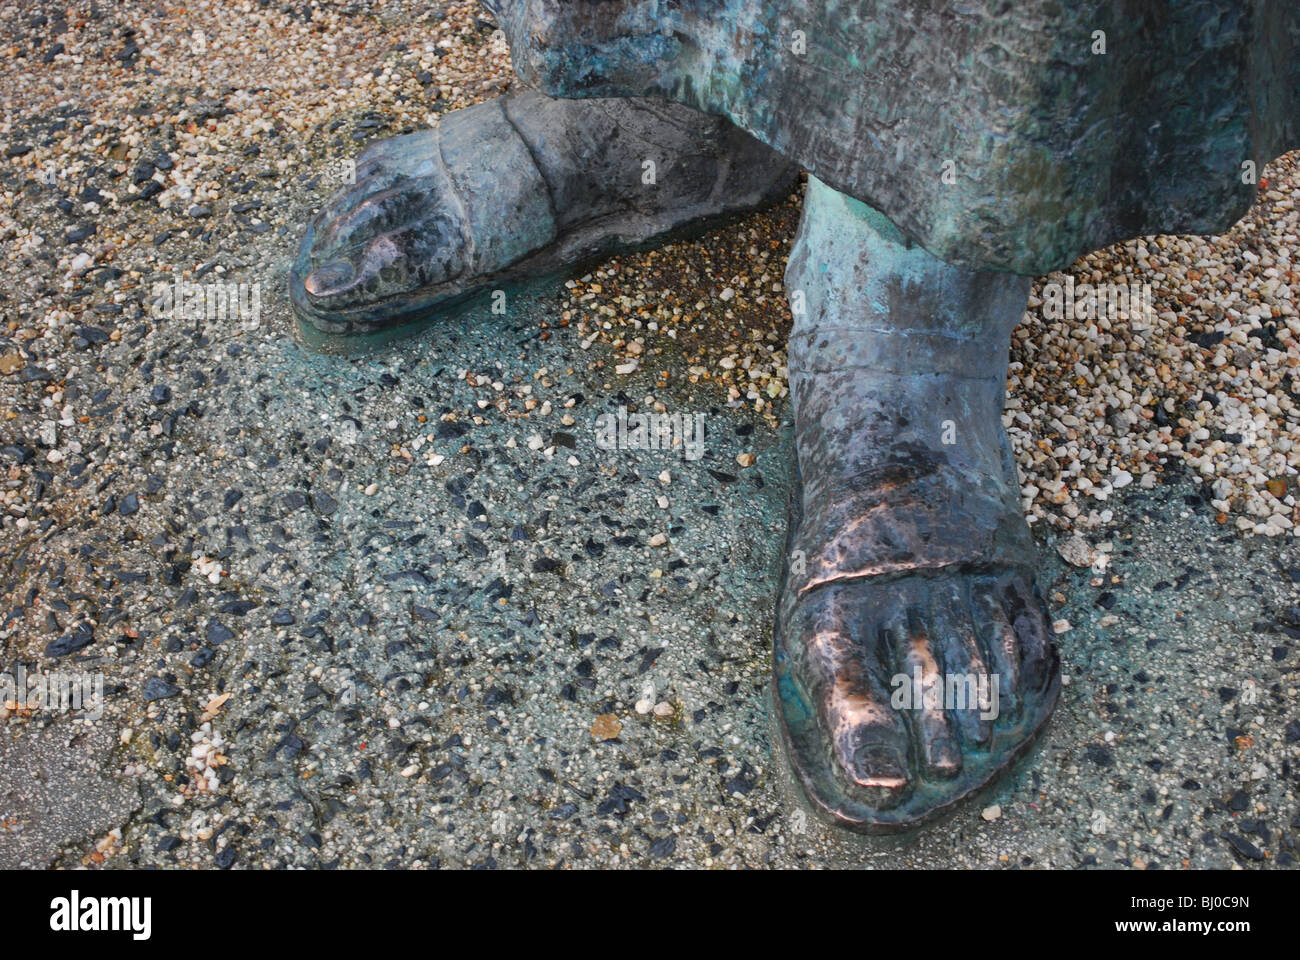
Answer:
[590,714,622,741]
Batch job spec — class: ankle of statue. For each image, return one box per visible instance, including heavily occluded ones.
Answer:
[787,325,1011,381]
[783,177,1032,347]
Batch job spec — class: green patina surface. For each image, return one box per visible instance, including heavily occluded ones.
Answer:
[485,0,1299,274]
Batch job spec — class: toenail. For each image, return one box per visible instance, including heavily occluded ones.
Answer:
[304,260,355,297]
[926,738,962,772]
[851,744,908,789]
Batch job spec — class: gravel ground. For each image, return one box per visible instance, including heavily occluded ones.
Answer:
[0,1,1297,869]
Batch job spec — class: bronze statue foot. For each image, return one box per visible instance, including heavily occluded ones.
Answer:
[774,178,1061,832]
[775,542,1061,832]
[291,89,796,334]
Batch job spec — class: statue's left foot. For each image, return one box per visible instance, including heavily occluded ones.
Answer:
[775,179,1062,833]
[291,89,796,334]
[776,552,1061,832]
[776,401,1062,832]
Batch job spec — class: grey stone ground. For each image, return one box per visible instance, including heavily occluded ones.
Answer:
[0,0,1296,870]
[3,257,1297,869]
[0,715,140,868]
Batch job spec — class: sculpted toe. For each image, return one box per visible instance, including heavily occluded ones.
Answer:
[775,566,1061,833]
[849,741,910,791]
[303,259,355,298]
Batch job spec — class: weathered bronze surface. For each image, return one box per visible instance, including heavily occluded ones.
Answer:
[292,90,795,334]
[776,178,1060,830]
[294,1,1298,832]
[486,0,1298,275]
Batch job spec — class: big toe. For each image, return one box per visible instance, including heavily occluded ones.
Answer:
[841,731,911,799]
[786,585,914,809]
[352,129,439,181]
[303,259,355,298]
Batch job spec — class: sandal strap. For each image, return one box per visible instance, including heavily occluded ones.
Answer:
[787,464,1034,598]
[438,97,558,277]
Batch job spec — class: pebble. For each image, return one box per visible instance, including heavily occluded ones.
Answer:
[590,714,622,741]
[1057,536,1096,567]
[142,677,180,702]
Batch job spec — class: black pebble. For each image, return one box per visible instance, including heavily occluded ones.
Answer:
[1223,833,1265,861]
[1084,744,1114,767]
[648,835,677,859]
[45,626,95,658]
[142,677,180,701]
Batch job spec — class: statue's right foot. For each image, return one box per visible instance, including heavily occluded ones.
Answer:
[291,89,797,334]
